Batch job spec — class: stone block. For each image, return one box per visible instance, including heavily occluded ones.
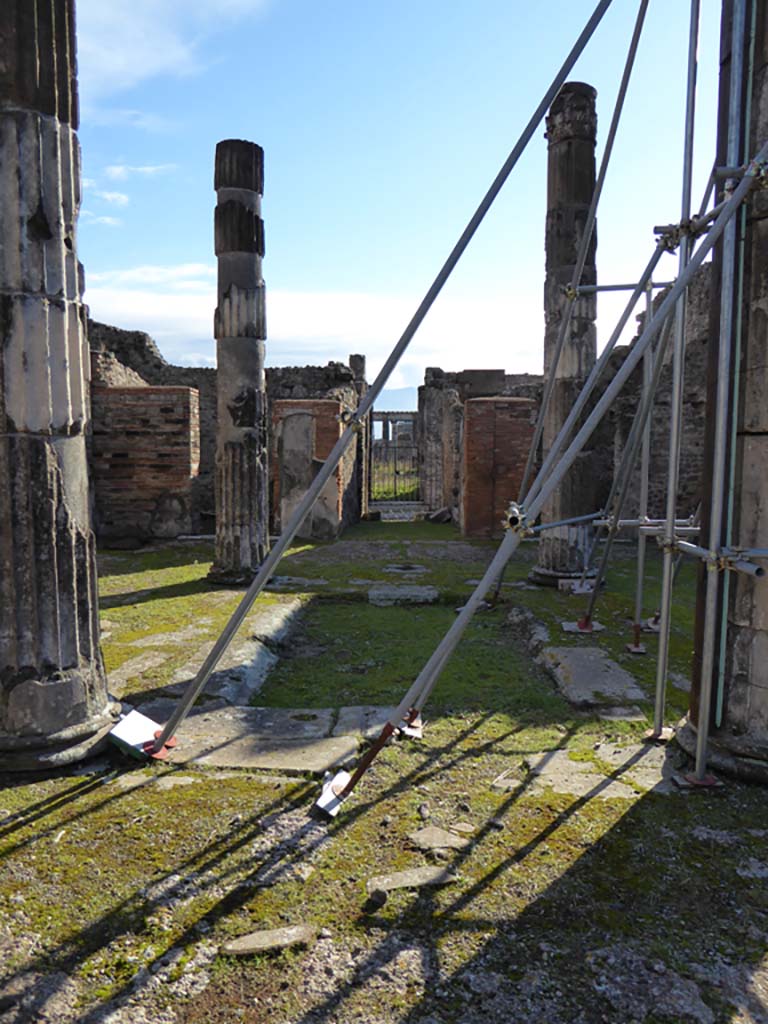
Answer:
[408,826,470,851]
[332,706,397,739]
[538,646,645,706]
[221,924,314,956]
[366,866,459,893]
[4,672,87,736]
[367,584,439,606]
[135,703,358,773]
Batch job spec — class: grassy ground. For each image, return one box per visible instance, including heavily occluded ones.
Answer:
[1,522,766,1024]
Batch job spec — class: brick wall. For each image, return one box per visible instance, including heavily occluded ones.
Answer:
[89,321,368,533]
[91,386,200,541]
[89,321,216,530]
[271,399,358,540]
[462,398,537,537]
[419,367,543,517]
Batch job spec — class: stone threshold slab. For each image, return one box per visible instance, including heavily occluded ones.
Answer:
[131,702,394,774]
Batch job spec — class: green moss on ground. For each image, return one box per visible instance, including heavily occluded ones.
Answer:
[0,525,764,1024]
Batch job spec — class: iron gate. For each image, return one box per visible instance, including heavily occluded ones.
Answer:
[370,413,420,502]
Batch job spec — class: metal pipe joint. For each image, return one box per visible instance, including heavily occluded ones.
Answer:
[504,502,529,534]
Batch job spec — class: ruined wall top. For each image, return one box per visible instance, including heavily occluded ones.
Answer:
[90,320,362,404]
[89,320,173,381]
[544,81,597,146]
[422,367,543,402]
[267,362,358,403]
[0,0,79,126]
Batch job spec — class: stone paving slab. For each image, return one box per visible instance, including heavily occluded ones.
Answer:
[139,701,335,738]
[266,576,328,589]
[491,742,681,799]
[169,597,303,704]
[538,646,646,706]
[332,705,397,739]
[383,564,428,576]
[169,730,357,774]
[109,651,170,688]
[134,703,357,773]
[128,622,212,648]
[591,741,680,794]
[368,584,439,606]
[598,706,646,722]
[366,866,459,893]
[408,826,470,851]
[525,749,639,800]
[221,924,315,956]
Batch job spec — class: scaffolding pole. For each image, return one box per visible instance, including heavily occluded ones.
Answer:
[651,0,701,738]
[577,311,677,630]
[694,0,749,781]
[149,0,616,755]
[631,283,655,647]
[331,153,768,803]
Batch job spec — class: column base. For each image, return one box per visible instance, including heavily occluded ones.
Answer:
[528,565,597,588]
[207,565,257,587]
[676,718,768,785]
[0,701,121,771]
[534,524,595,585]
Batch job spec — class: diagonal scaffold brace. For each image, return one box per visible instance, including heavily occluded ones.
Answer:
[317,140,768,815]
[138,0,617,761]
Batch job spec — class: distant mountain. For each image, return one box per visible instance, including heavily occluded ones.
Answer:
[371,386,418,411]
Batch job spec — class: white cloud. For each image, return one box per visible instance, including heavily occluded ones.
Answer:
[76,0,271,99]
[177,352,217,367]
[81,211,122,227]
[94,190,130,207]
[85,108,172,133]
[104,164,176,181]
[88,263,215,287]
[82,177,97,188]
[83,268,545,388]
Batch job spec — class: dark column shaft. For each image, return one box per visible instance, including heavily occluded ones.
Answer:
[211,140,270,581]
[536,82,598,580]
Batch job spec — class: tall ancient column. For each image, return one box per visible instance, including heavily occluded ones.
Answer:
[534,82,598,583]
[210,140,270,583]
[0,0,114,767]
[683,0,768,778]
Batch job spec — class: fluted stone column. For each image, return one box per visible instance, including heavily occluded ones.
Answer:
[0,0,115,768]
[210,140,270,582]
[534,82,598,583]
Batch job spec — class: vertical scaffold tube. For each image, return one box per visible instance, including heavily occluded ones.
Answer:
[652,0,701,737]
[694,0,748,780]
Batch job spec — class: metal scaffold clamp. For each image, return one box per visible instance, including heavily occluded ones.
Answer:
[504,502,530,535]
[653,223,682,253]
[337,409,363,433]
[753,160,768,189]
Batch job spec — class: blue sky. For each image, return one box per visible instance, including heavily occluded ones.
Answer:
[76,0,721,402]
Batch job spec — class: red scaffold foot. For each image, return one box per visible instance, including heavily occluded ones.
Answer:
[681,772,723,789]
[626,623,647,654]
[143,731,178,760]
